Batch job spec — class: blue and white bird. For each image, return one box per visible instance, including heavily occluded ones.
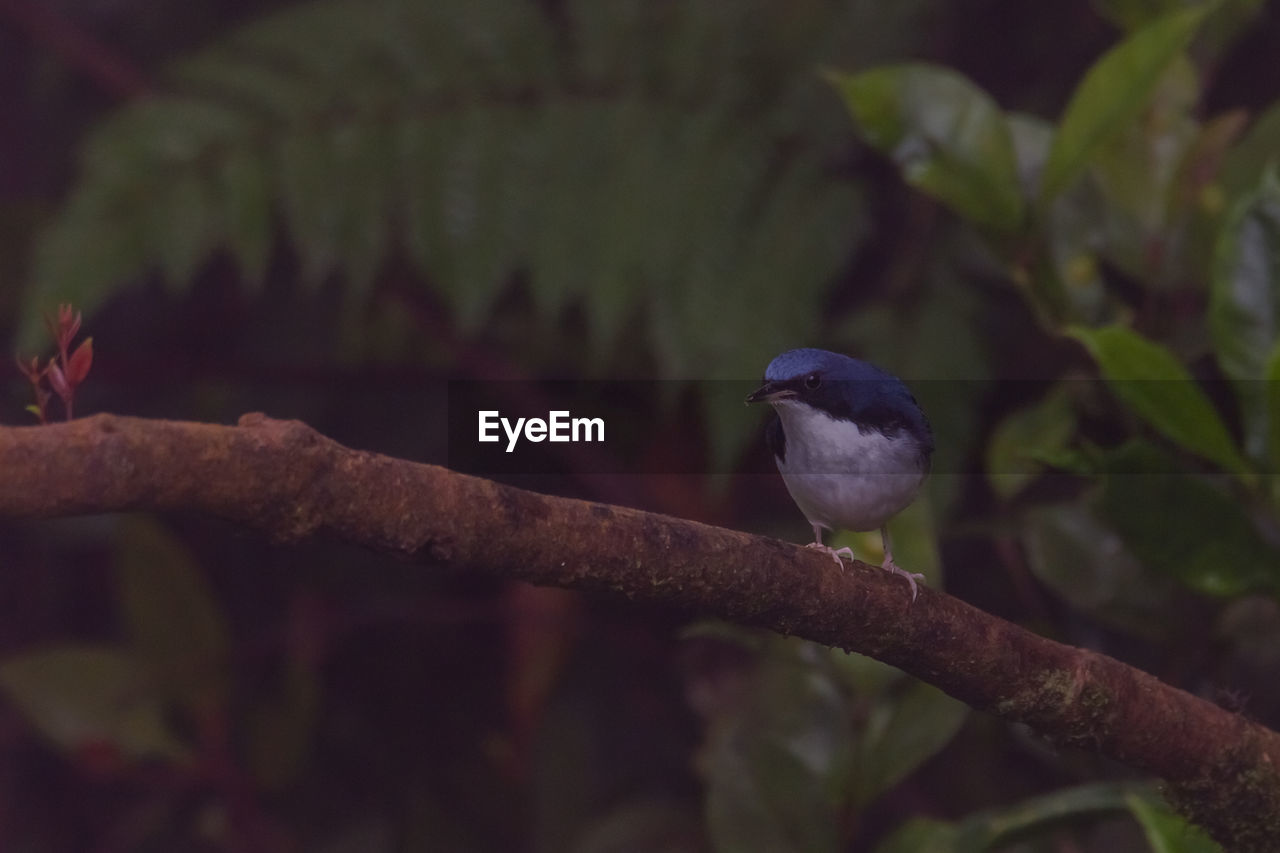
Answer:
[747,348,933,599]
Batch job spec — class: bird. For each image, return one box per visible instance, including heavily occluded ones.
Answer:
[746,348,933,600]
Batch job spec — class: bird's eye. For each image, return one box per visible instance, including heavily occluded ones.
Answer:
[803,373,821,390]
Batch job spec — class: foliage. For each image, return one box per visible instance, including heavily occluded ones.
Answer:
[15,303,93,422]
[876,783,1219,852]
[20,0,911,388]
[694,629,967,853]
[831,2,1280,606]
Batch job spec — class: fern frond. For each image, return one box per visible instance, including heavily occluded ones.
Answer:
[25,0,902,389]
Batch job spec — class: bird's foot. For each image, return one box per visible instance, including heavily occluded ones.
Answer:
[805,542,855,567]
[881,558,925,602]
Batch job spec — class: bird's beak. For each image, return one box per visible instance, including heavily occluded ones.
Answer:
[746,380,795,404]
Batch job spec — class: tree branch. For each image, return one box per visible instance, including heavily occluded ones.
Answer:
[1,413,1277,849]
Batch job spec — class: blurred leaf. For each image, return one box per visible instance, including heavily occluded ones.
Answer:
[66,337,93,386]
[986,384,1077,499]
[1069,324,1250,477]
[967,783,1157,847]
[1040,5,1208,204]
[1096,442,1279,596]
[1167,109,1248,220]
[218,145,273,286]
[1007,110,1115,325]
[1037,184,1114,325]
[21,0,867,412]
[1087,57,1199,281]
[1007,111,1054,200]
[828,64,1024,232]
[825,651,906,699]
[1093,0,1195,30]
[704,639,853,853]
[852,679,967,807]
[834,263,991,512]
[572,800,699,853]
[1268,343,1280,474]
[871,818,958,853]
[1220,101,1280,198]
[1210,168,1280,460]
[275,128,343,286]
[115,517,230,716]
[1211,167,1280,352]
[874,782,1154,852]
[150,170,217,286]
[0,645,188,761]
[1127,793,1222,852]
[247,661,319,791]
[1021,503,1181,639]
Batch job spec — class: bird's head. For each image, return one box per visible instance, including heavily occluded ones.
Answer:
[746,348,932,448]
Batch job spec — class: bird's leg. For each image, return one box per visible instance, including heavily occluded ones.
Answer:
[879,524,925,601]
[804,523,855,566]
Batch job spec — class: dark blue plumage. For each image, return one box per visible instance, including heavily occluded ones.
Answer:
[758,348,933,461]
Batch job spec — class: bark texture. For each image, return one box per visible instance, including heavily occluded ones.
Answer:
[1,413,1277,849]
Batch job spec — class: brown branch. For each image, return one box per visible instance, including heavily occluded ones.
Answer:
[1,413,1277,849]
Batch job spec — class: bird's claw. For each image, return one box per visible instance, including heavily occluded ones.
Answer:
[806,543,924,602]
[805,542,854,567]
[882,559,925,602]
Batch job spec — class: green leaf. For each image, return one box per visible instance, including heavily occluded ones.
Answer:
[985,384,1078,499]
[1220,101,1280,197]
[828,64,1024,232]
[0,645,189,761]
[852,679,967,807]
[962,783,1153,848]
[1210,169,1280,460]
[274,128,343,286]
[329,120,395,297]
[572,800,698,853]
[1086,57,1200,278]
[1007,111,1055,200]
[217,145,273,287]
[871,818,959,853]
[115,517,230,716]
[1021,504,1181,640]
[1211,168,1280,379]
[1166,108,1248,221]
[1069,324,1250,477]
[149,169,217,287]
[1127,792,1222,852]
[1096,442,1279,596]
[1093,0,1196,31]
[704,639,853,853]
[874,782,1157,853]
[1040,5,1209,204]
[1267,342,1280,474]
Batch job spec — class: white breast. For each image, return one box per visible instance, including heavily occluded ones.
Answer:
[772,400,927,533]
